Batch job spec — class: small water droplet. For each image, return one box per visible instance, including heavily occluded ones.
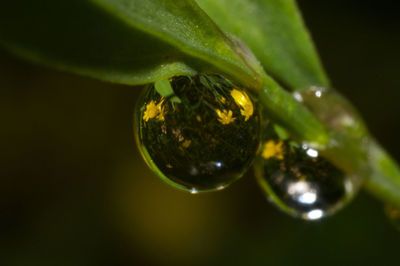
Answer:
[294,86,367,136]
[135,74,261,192]
[254,128,360,220]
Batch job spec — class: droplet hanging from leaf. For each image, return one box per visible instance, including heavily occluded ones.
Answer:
[135,74,261,193]
[293,86,368,138]
[254,125,361,220]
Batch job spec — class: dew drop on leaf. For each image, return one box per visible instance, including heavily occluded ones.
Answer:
[254,126,360,220]
[293,86,367,137]
[135,74,261,193]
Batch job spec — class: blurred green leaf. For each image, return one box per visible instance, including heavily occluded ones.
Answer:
[196,0,330,89]
[0,0,260,87]
[154,79,174,97]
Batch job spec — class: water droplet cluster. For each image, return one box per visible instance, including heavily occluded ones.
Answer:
[135,78,365,221]
[135,74,261,193]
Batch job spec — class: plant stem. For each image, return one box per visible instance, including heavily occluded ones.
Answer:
[365,139,400,206]
[257,73,330,146]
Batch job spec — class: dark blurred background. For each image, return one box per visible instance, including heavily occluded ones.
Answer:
[1,0,400,265]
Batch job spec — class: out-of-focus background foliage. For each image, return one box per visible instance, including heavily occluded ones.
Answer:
[1,0,399,265]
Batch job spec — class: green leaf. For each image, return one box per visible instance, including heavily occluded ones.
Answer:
[154,79,182,103]
[273,124,289,140]
[0,0,329,144]
[154,79,174,97]
[258,72,328,145]
[196,0,330,89]
[0,0,260,87]
[365,140,400,207]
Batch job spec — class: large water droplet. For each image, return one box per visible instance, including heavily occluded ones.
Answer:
[254,126,360,220]
[135,74,261,192]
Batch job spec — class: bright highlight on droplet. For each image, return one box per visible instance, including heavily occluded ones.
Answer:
[306,209,324,220]
[293,92,303,102]
[299,192,317,205]
[287,181,317,205]
[216,185,225,191]
[306,148,319,158]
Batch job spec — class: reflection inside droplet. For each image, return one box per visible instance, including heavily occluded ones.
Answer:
[136,74,261,193]
[300,192,317,205]
[189,165,199,176]
[287,180,317,205]
[306,148,319,158]
[305,209,324,220]
[254,129,360,220]
[212,161,223,169]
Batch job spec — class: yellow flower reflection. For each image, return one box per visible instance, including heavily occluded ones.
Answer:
[230,89,254,121]
[216,109,236,125]
[182,140,192,148]
[156,98,166,121]
[262,140,284,160]
[143,98,166,122]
